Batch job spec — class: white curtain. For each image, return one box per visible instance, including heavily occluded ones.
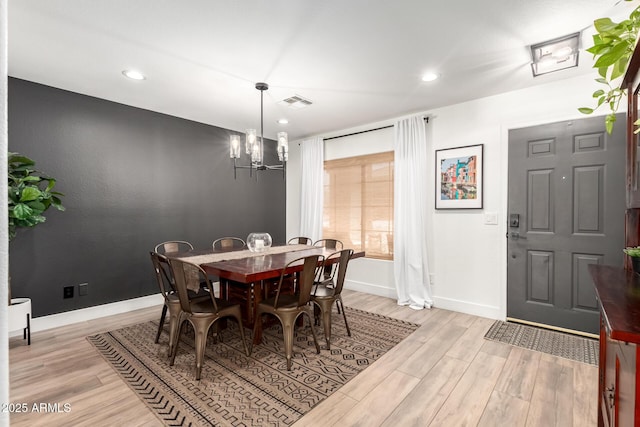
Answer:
[394,116,433,309]
[299,137,324,242]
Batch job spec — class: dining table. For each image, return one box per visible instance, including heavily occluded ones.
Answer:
[168,244,365,345]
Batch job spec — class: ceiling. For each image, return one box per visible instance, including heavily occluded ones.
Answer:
[7,0,636,141]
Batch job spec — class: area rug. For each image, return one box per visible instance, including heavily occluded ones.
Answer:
[484,320,599,365]
[87,307,419,426]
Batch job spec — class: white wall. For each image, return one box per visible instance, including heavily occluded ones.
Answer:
[287,72,608,319]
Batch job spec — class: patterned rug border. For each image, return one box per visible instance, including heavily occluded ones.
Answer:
[88,306,420,426]
[484,320,599,366]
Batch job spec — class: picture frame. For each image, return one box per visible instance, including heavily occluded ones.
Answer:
[435,144,483,209]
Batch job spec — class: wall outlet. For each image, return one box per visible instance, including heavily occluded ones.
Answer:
[78,283,89,296]
[429,273,436,286]
[63,286,74,299]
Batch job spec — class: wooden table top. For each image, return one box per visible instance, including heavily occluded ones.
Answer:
[201,246,365,283]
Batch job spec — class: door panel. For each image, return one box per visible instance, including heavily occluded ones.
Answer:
[528,250,553,302]
[507,115,625,334]
[572,253,601,310]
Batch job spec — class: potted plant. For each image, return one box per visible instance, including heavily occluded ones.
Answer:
[624,246,640,274]
[8,152,65,303]
[580,0,640,133]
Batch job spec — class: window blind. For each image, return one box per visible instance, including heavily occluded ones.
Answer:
[323,151,394,260]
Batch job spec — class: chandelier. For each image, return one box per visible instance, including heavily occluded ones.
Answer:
[229,82,288,179]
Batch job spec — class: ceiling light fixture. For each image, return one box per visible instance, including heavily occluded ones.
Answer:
[530,32,580,77]
[277,118,289,125]
[421,72,439,82]
[122,69,146,80]
[229,82,288,179]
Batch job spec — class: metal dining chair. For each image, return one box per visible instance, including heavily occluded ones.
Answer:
[154,240,194,254]
[150,252,202,356]
[313,238,343,251]
[168,257,250,380]
[287,236,312,245]
[311,249,353,349]
[212,237,246,251]
[314,238,343,279]
[255,254,323,370]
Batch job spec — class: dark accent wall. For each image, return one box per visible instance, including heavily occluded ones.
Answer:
[8,78,286,317]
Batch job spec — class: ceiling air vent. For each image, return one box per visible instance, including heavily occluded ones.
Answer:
[279,95,313,109]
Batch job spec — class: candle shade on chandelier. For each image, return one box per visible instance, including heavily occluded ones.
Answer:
[230,82,288,179]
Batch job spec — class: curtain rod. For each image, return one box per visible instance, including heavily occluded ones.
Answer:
[323,116,429,141]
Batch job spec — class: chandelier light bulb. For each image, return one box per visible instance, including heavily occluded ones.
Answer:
[245,129,256,154]
[230,135,241,158]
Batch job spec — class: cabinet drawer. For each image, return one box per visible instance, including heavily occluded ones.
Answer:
[602,336,638,427]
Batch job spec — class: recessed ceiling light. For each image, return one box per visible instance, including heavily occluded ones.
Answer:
[122,70,146,80]
[421,72,439,82]
[278,119,289,125]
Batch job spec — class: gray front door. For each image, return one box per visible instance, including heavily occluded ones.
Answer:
[507,115,624,335]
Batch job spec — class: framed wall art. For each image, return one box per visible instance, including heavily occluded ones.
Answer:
[435,144,483,209]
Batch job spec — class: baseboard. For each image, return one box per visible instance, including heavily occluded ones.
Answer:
[11,287,500,337]
[432,295,501,320]
[344,280,397,299]
[10,294,164,337]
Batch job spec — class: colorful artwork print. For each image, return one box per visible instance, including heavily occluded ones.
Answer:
[435,144,483,209]
[440,155,478,200]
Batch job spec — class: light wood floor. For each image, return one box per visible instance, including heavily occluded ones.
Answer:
[9,290,598,426]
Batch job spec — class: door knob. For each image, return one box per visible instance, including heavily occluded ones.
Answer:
[510,231,527,240]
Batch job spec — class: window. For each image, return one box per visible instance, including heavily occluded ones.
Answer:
[323,151,394,260]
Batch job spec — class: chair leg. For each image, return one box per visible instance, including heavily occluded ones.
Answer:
[337,297,351,337]
[280,314,295,371]
[321,301,333,350]
[169,314,186,366]
[313,299,333,350]
[303,311,321,354]
[167,305,181,357]
[190,317,215,381]
[155,303,168,343]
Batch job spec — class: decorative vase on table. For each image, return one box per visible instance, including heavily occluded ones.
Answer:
[247,233,272,253]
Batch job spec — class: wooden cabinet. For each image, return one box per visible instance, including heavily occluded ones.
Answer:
[622,35,640,261]
[623,36,640,210]
[590,265,640,426]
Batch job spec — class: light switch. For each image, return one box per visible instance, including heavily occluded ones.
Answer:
[484,211,498,225]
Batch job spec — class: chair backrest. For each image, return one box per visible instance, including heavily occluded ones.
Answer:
[288,236,312,245]
[154,240,194,254]
[274,254,323,308]
[150,252,174,300]
[313,238,343,251]
[325,249,354,295]
[168,258,217,313]
[213,237,246,251]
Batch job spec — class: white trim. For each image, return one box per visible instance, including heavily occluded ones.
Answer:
[432,295,501,320]
[344,280,397,299]
[16,294,163,335]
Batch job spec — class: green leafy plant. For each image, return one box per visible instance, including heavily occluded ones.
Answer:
[624,246,640,257]
[8,152,65,241]
[579,0,640,134]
